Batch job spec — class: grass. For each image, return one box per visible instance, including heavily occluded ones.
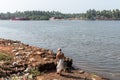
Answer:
[30,68,41,77]
[0,52,12,61]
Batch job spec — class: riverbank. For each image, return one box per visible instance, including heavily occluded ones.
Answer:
[0,38,108,80]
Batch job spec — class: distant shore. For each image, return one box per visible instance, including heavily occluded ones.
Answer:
[0,9,120,21]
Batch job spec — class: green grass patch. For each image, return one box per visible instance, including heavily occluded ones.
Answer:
[30,68,41,77]
[0,52,12,61]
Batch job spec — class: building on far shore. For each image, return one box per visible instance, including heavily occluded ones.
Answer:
[49,17,65,20]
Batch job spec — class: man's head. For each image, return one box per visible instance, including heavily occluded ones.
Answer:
[57,48,62,51]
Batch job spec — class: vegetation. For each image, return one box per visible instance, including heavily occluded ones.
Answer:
[30,68,41,77]
[85,9,120,20]
[0,9,120,20]
[0,52,12,61]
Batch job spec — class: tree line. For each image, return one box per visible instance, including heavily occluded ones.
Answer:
[0,9,120,20]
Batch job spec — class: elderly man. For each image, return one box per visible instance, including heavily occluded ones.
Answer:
[56,48,65,75]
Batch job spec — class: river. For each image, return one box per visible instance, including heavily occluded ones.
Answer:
[0,20,120,80]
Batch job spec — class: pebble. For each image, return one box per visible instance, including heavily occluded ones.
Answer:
[24,73,29,76]
[18,47,24,50]
[79,70,84,74]
[8,43,11,46]
[26,52,31,56]
[43,58,50,61]
[12,49,18,53]
[15,52,21,56]
[29,58,36,62]
[13,43,19,45]
[92,78,96,80]
[53,79,58,80]
[0,61,4,66]
[36,51,43,55]
[12,62,18,66]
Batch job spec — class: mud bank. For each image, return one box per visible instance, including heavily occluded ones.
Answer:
[0,38,108,80]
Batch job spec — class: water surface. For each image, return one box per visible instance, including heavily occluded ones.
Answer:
[0,20,120,80]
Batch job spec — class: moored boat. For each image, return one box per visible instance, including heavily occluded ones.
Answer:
[11,17,30,20]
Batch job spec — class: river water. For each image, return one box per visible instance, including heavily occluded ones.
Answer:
[0,20,120,80]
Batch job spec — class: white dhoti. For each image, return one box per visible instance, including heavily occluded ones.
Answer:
[57,59,64,73]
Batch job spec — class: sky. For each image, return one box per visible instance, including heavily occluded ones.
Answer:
[0,0,119,13]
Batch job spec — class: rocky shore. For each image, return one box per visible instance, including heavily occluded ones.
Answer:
[0,38,108,80]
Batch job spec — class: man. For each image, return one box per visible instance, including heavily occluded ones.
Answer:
[56,48,65,75]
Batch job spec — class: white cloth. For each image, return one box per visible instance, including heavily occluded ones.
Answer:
[57,59,64,73]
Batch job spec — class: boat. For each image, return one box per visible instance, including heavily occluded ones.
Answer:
[11,17,30,20]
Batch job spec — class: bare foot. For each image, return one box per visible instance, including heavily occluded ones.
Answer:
[56,72,59,74]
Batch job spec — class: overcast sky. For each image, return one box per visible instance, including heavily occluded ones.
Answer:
[0,0,119,13]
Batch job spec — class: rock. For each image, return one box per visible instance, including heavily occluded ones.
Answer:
[43,58,50,61]
[15,52,21,56]
[24,73,30,77]
[102,77,110,80]
[12,62,18,66]
[64,57,73,67]
[36,51,44,55]
[47,50,54,55]
[13,42,19,45]
[24,67,30,73]
[8,43,11,46]
[37,78,43,80]
[79,70,84,74]
[0,61,4,66]
[36,76,45,80]
[12,49,18,53]
[41,48,46,52]
[26,52,32,57]
[29,58,36,62]
[53,79,58,80]
[28,74,33,79]
[18,47,24,50]
[92,78,96,80]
